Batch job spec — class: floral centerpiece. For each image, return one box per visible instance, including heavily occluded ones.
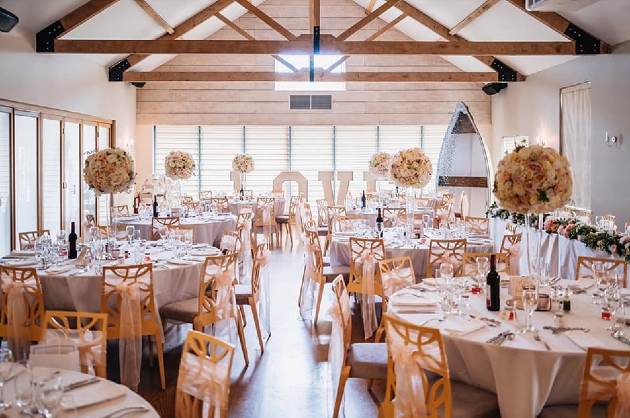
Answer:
[390,147,433,188]
[232,154,254,174]
[164,151,196,180]
[493,145,572,214]
[369,152,393,177]
[83,148,135,196]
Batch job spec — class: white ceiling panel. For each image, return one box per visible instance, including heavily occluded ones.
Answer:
[143,0,216,29]
[443,56,496,73]
[560,0,630,46]
[404,0,489,29]
[0,0,87,34]
[392,18,441,41]
[458,0,569,41]
[496,55,578,75]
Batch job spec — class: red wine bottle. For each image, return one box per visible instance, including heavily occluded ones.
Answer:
[376,207,383,237]
[486,254,500,311]
[68,222,78,259]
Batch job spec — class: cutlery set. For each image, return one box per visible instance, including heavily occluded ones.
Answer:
[542,326,590,334]
[533,331,552,350]
[486,331,515,345]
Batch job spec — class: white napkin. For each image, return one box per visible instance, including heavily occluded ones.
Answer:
[421,278,437,287]
[390,293,439,313]
[45,265,76,275]
[190,249,220,257]
[9,259,38,267]
[166,259,195,266]
[565,330,605,350]
[569,278,596,292]
[443,317,486,336]
[61,379,127,409]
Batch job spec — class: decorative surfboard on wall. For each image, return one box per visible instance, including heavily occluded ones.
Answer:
[436,102,492,218]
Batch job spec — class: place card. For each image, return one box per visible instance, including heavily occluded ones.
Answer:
[509,276,533,298]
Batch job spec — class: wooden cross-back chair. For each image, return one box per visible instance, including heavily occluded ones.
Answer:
[40,310,108,378]
[199,190,212,200]
[575,256,628,287]
[462,252,509,277]
[18,230,50,250]
[235,243,268,353]
[100,263,165,389]
[499,233,523,253]
[151,216,180,240]
[465,216,490,235]
[252,197,279,248]
[323,206,348,256]
[379,314,499,418]
[374,256,415,342]
[505,222,518,234]
[168,225,195,243]
[175,330,235,418]
[426,238,467,278]
[348,237,386,296]
[211,197,230,214]
[275,197,295,246]
[316,199,329,228]
[110,205,130,218]
[434,203,453,228]
[382,207,407,227]
[0,265,45,356]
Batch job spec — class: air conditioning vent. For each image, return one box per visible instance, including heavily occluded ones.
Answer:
[526,0,602,12]
[289,94,332,110]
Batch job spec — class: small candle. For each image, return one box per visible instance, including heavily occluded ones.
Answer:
[602,309,612,320]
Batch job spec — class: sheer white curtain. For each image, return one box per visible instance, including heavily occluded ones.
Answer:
[561,82,591,209]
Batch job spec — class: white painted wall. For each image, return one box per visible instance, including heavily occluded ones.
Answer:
[491,39,630,227]
[0,27,137,206]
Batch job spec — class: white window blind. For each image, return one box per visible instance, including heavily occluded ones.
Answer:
[200,126,243,194]
[291,126,333,207]
[335,126,377,201]
[154,125,200,198]
[244,126,289,195]
[42,119,61,236]
[422,125,447,193]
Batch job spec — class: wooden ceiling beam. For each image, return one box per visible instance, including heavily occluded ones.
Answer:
[337,0,402,41]
[133,0,174,34]
[504,0,610,53]
[449,0,500,35]
[365,0,378,14]
[234,0,296,41]
[123,70,504,82]
[395,1,459,42]
[36,0,120,52]
[310,0,320,30]
[56,37,576,55]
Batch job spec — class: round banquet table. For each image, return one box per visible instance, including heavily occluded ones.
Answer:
[120,215,236,247]
[389,280,630,418]
[329,235,494,281]
[345,207,436,228]
[3,367,159,417]
[228,198,285,216]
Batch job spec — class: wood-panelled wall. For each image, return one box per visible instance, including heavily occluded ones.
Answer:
[136,0,492,126]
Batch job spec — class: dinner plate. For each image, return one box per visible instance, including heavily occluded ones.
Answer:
[190,249,220,257]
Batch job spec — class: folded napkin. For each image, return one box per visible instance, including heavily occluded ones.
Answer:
[44,265,76,275]
[569,278,596,292]
[190,249,220,257]
[422,278,437,287]
[166,259,195,266]
[61,379,127,409]
[565,330,605,350]
[9,259,38,267]
[390,293,439,313]
[443,317,486,336]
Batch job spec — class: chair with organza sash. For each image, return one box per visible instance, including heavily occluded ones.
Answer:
[383,207,407,228]
[324,206,347,256]
[505,222,518,234]
[252,197,279,249]
[427,238,467,278]
[299,227,350,325]
[465,216,490,235]
[235,210,254,282]
[110,205,130,219]
[100,263,165,391]
[40,310,107,378]
[235,244,271,353]
[210,197,230,214]
[199,190,212,200]
[499,233,522,275]
[0,265,45,358]
[151,216,180,240]
[330,275,388,418]
[176,330,235,418]
[379,314,500,418]
[539,347,628,418]
[575,256,628,287]
[160,253,249,366]
[463,253,509,277]
[168,224,196,243]
[348,237,386,340]
[374,256,415,342]
[275,196,297,246]
[220,230,242,256]
[434,203,453,228]
[18,230,50,250]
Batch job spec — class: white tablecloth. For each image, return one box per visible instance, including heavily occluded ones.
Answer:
[345,208,436,228]
[329,236,494,281]
[391,283,630,418]
[3,367,159,417]
[122,216,236,246]
[228,198,285,216]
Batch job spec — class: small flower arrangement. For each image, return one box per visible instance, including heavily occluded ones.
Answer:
[232,154,254,174]
[369,152,393,177]
[390,147,433,188]
[83,148,135,196]
[165,151,196,180]
[493,145,573,214]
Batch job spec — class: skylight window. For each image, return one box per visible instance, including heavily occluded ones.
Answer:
[274,54,346,92]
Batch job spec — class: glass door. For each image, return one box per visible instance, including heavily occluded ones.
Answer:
[14,112,39,247]
[82,123,97,234]
[64,121,81,233]
[42,117,62,238]
[0,109,10,254]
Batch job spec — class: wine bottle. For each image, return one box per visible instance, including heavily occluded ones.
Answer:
[133,196,139,214]
[240,186,245,201]
[486,254,500,311]
[68,222,77,260]
[395,186,399,198]
[152,195,158,217]
[376,207,383,237]
[361,190,366,210]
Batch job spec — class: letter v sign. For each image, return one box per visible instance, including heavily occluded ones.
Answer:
[318,171,354,205]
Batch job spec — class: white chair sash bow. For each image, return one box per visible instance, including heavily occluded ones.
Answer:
[507,243,521,275]
[382,269,414,299]
[2,281,32,357]
[357,251,378,339]
[299,244,318,319]
[389,338,428,418]
[115,282,142,392]
[43,329,104,375]
[327,290,349,410]
[258,249,272,337]
[178,354,229,416]
[616,372,630,417]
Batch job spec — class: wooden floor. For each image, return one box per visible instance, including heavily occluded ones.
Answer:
[129,239,383,418]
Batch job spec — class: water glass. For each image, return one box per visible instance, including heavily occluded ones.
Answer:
[522,287,538,333]
[36,376,63,418]
[439,262,454,282]
[13,359,33,408]
[125,225,135,243]
[0,348,14,410]
[592,262,606,304]
[612,301,626,334]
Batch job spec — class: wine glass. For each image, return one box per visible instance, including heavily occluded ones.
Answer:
[476,256,489,292]
[440,262,454,282]
[36,376,63,418]
[595,216,602,230]
[125,225,135,244]
[522,287,538,333]
[0,348,14,410]
[592,261,605,304]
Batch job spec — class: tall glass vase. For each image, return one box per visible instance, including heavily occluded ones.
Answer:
[524,213,544,287]
[240,172,246,200]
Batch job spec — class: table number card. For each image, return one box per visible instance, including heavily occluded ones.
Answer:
[510,276,533,298]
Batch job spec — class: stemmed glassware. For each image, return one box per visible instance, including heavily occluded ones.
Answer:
[158,226,169,247]
[522,287,538,333]
[36,376,63,418]
[592,261,606,304]
[476,256,489,292]
[0,348,14,411]
[125,225,135,244]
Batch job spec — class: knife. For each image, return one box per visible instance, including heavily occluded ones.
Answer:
[63,377,100,392]
[612,332,630,347]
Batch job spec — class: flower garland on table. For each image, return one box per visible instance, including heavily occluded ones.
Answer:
[368,152,393,177]
[390,147,433,188]
[493,144,573,214]
[232,154,254,174]
[165,151,196,180]
[83,148,135,196]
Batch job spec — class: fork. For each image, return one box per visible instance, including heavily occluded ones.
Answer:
[419,316,446,326]
[533,330,551,350]
[101,406,149,418]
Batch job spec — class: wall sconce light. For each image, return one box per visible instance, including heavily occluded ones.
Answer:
[606,132,618,148]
